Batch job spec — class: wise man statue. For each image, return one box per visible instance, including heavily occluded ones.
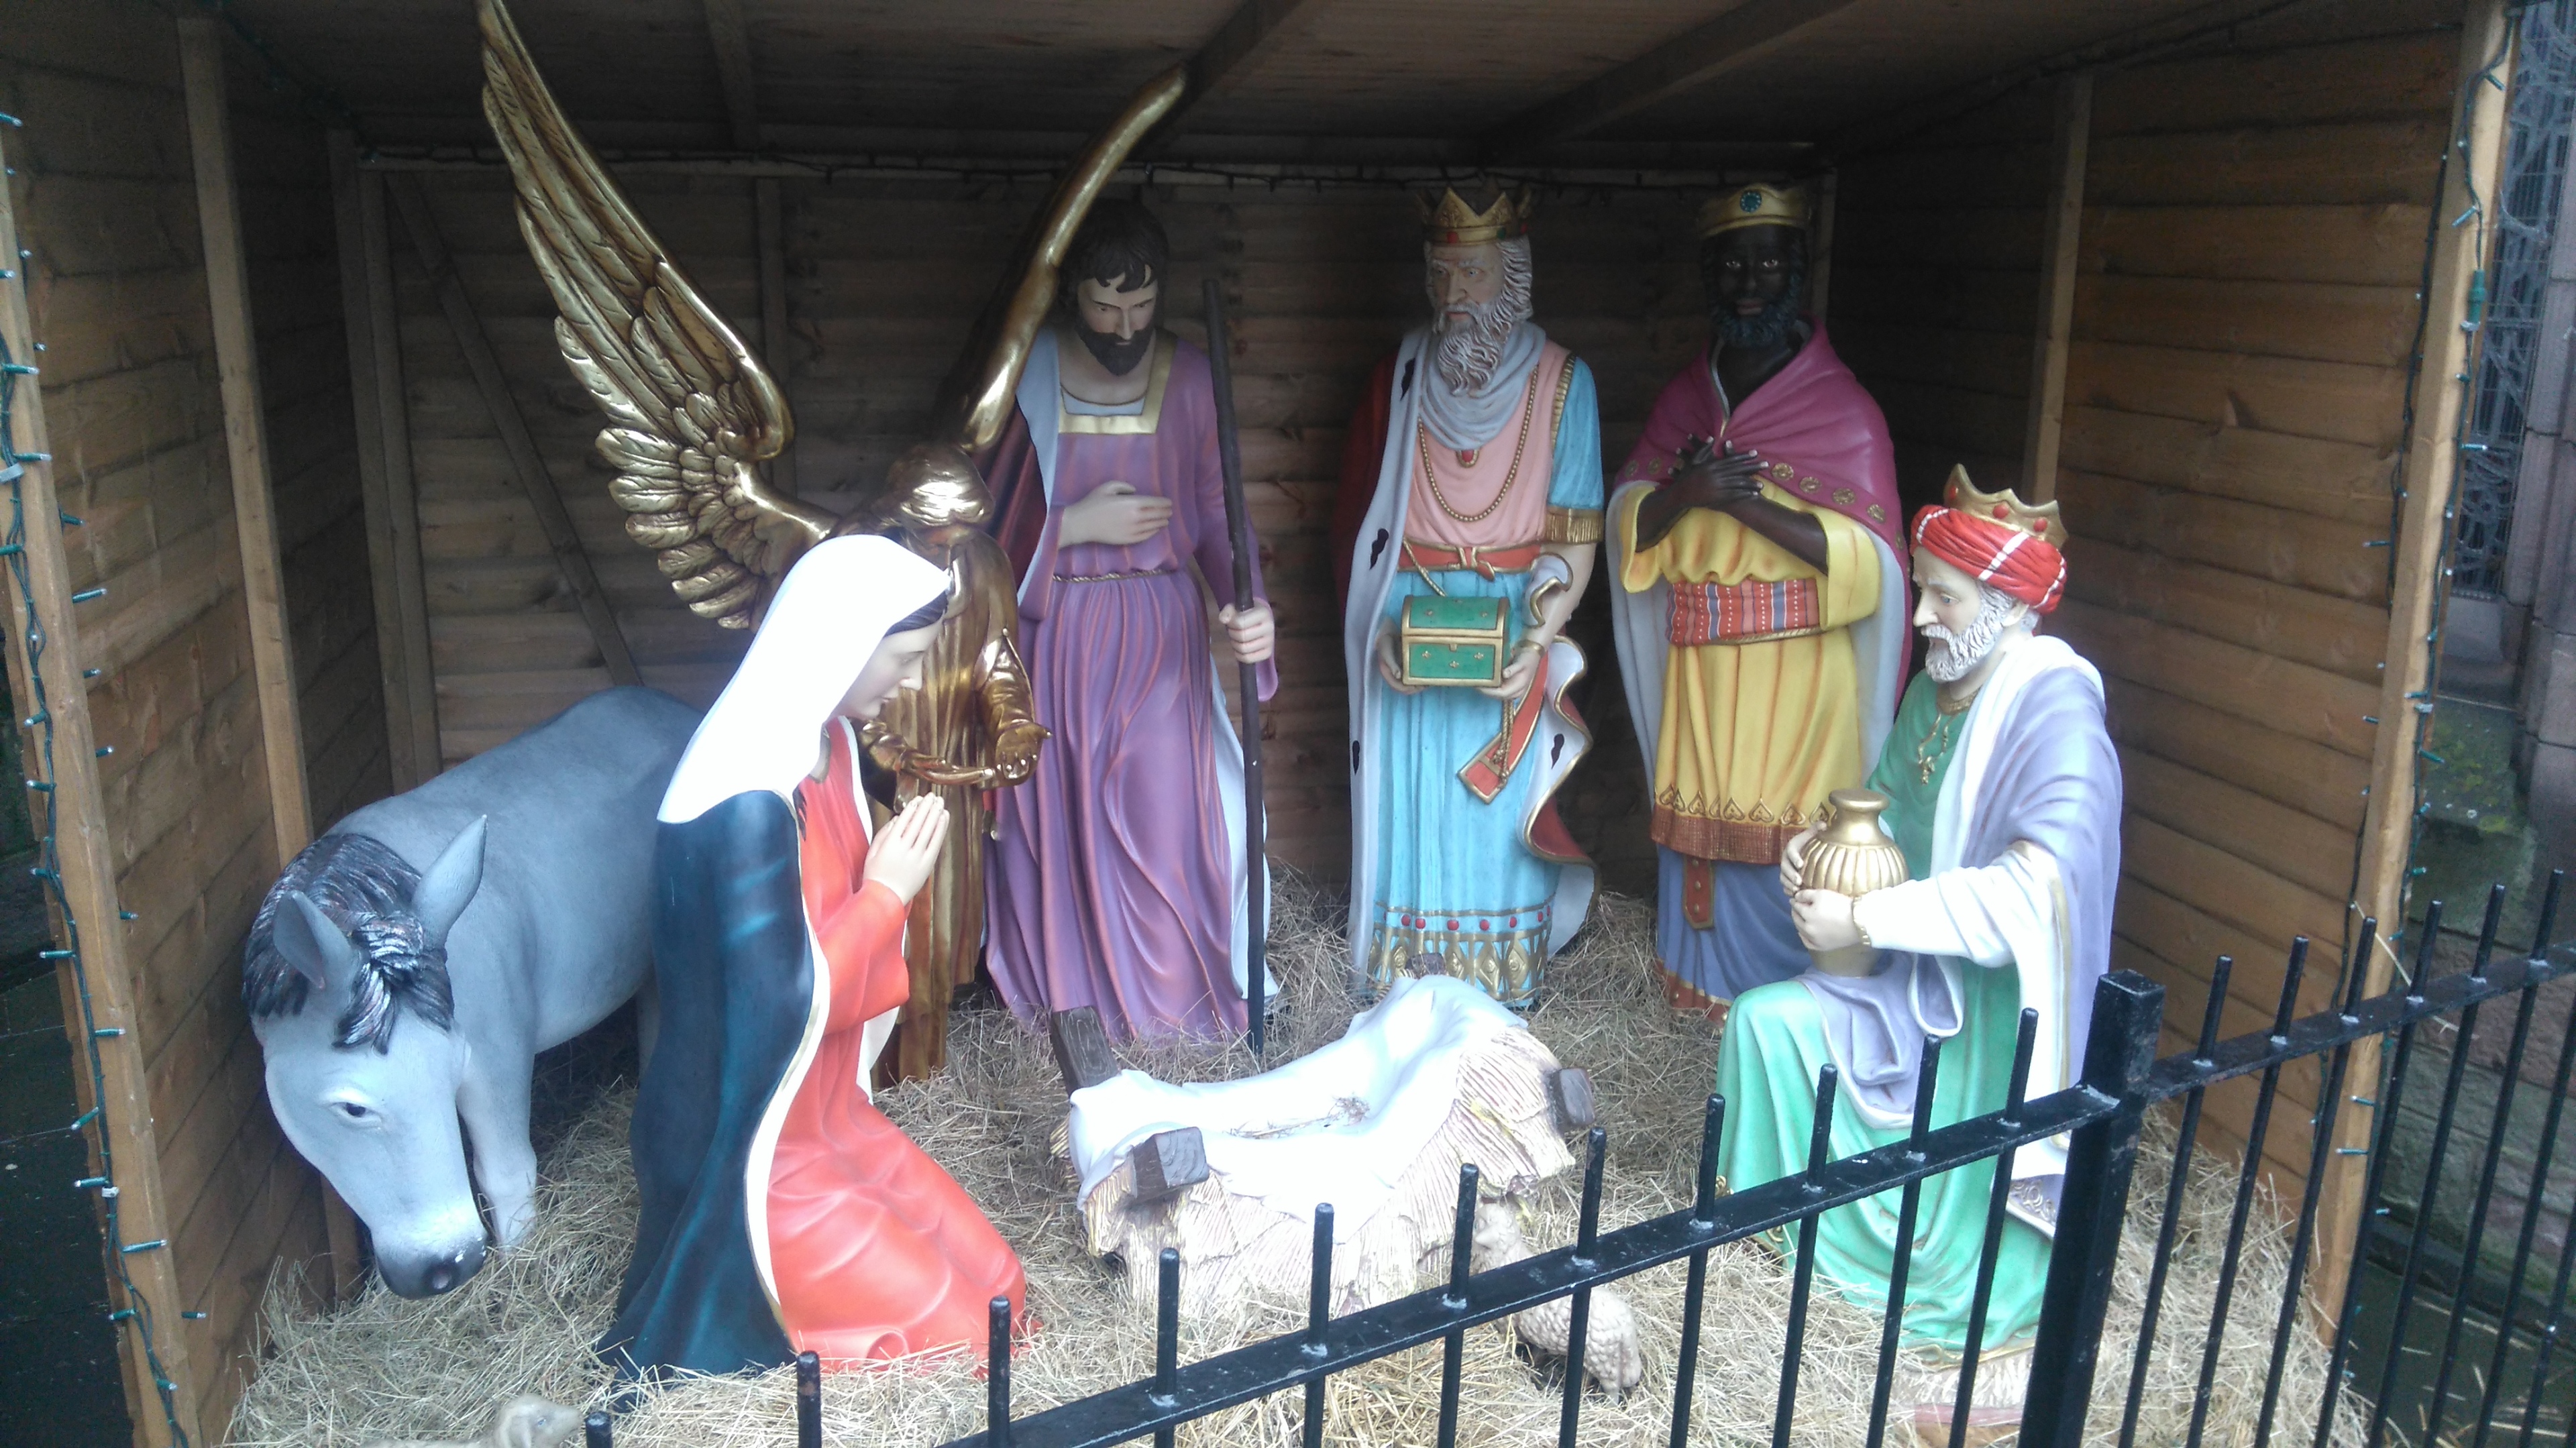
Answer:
[1329,185,1601,1006]
[1724,468,2118,1390]
[975,199,1279,1040]
[1608,182,1909,1023]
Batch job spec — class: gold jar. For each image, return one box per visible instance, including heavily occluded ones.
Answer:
[1801,789,1909,977]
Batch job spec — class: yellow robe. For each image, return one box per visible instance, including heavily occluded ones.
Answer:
[1615,481,1880,865]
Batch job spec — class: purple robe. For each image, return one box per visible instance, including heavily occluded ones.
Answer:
[979,330,1275,1040]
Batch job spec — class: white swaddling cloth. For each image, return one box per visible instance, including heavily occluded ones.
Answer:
[1067,974,1575,1315]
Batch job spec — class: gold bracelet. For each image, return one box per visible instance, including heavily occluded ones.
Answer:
[1850,897,1873,950]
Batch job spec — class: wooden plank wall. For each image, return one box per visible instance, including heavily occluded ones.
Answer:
[1831,94,2053,516]
[391,171,1710,887]
[2059,5,2456,1180]
[0,8,387,1438]
[1830,0,2471,1190]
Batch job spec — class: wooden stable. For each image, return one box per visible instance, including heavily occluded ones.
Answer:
[0,0,2508,1439]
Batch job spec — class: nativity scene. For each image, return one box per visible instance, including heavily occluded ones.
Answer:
[5,1,2508,1446]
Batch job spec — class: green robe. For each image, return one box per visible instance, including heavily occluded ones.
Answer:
[1711,673,2049,1353]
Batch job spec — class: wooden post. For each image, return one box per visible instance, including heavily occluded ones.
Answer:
[2314,0,2517,1322]
[361,168,443,775]
[1807,168,1837,323]
[2021,71,2092,506]
[385,172,642,687]
[328,132,441,789]
[179,16,313,862]
[0,128,203,1448]
[330,131,415,790]
[755,176,796,495]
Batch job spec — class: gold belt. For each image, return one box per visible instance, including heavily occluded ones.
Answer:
[1055,565,1179,583]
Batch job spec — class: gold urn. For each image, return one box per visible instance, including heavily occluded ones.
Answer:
[1802,789,1909,977]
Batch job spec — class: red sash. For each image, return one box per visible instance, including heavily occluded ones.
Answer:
[1458,654,1549,804]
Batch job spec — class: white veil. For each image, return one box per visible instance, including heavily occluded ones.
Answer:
[659,535,949,824]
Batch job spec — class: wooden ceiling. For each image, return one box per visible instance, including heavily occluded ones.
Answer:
[219,0,2405,163]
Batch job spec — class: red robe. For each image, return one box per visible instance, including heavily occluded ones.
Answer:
[765,722,1026,1361]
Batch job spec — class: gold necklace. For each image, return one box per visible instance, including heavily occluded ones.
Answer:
[1417,366,1543,524]
[1913,688,1978,785]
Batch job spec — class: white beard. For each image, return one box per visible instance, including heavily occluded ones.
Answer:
[1434,292,1525,398]
[1922,588,2022,683]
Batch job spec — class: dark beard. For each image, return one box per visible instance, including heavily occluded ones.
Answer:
[1077,325,1155,376]
[1715,292,1803,349]
[1709,257,1808,351]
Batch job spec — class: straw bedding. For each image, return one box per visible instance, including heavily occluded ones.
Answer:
[227,875,2371,1447]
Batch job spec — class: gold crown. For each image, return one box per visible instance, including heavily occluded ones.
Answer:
[1419,186,1536,245]
[1697,183,1811,238]
[1943,464,2067,547]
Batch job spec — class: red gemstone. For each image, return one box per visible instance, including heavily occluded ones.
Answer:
[1479,920,1491,930]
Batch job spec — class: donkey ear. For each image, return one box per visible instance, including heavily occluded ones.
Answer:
[274,891,360,992]
[413,816,487,948]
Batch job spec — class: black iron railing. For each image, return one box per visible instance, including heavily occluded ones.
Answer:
[576,872,2572,1448]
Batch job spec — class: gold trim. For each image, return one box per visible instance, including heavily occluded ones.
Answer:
[1057,332,1175,435]
[1544,506,1603,545]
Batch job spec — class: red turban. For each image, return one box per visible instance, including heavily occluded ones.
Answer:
[1911,503,2067,614]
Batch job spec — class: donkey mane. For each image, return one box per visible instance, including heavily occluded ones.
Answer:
[243,833,455,1052]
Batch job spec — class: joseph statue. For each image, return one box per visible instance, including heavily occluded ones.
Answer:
[974,200,1279,1040]
[1608,183,1908,1023]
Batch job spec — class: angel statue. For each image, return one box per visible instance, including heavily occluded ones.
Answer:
[476,0,1185,1079]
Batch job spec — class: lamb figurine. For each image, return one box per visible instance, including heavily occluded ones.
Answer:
[361,1394,582,1448]
[1472,1198,1648,1398]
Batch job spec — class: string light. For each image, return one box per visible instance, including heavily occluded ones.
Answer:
[2341,18,2515,991]
[0,112,194,1448]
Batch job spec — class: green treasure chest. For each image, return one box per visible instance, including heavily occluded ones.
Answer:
[1399,594,1511,687]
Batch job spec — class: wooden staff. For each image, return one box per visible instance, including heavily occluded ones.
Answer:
[1201,278,1267,1056]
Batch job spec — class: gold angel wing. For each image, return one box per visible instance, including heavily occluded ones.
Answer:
[478,0,835,628]
[931,66,1187,454]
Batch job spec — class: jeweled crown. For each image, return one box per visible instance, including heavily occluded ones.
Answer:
[1696,183,1811,238]
[1943,464,2067,547]
[1419,186,1536,245]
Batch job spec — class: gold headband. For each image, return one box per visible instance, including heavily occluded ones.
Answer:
[1697,183,1810,239]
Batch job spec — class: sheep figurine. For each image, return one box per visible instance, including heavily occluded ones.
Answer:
[1472,1198,1648,1398]
[362,1395,582,1448]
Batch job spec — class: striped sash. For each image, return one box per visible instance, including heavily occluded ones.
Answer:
[1667,577,1823,646]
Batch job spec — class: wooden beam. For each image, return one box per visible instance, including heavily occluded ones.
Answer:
[1481,0,1870,159]
[0,124,203,1448]
[754,178,796,495]
[1831,0,2294,159]
[1150,0,1326,146]
[357,162,443,782]
[698,1,796,496]
[702,0,759,151]
[2316,0,2518,1327]
[180,15,313,864]
[2021,72,2092,505]
[384,172,643,687]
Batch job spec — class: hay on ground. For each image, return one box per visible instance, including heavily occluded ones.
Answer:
[227,874,2369,1447]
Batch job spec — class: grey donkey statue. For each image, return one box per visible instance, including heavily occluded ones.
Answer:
[245,687,699,1296]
